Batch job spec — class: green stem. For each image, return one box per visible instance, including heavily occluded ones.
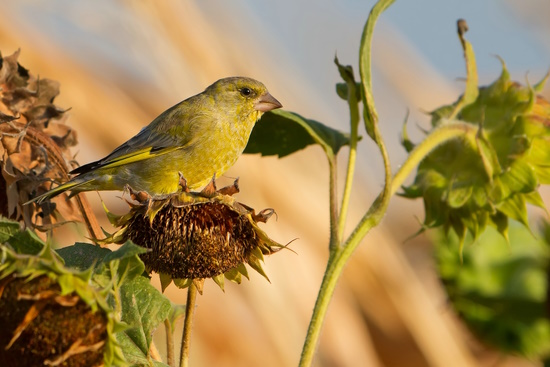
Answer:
[391,121,478,196]
[299,2,477,366]
[299,120,476,366]
[301,2,395,365]
[337,84,360,242]
[165,319,175,367]
[179,284,197,367]
[328,155,340,249]
[299,249,339,367]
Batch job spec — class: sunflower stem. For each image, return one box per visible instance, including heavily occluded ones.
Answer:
[336,66,361,243]
[299,120,477,365]
[301,1,395,365]
[179,284,197,367]
[390,120,479,196]
[299,249,339,367]
[165,319,175,367]
[328,155,340,249]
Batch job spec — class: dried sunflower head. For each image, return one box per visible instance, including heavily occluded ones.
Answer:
[102,179,286,292]
[0,50,81,230]
[0,242,125,367]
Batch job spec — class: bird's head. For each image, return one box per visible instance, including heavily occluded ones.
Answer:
[206,77,282,122]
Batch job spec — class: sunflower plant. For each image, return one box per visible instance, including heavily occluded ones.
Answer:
[1,0,550,366]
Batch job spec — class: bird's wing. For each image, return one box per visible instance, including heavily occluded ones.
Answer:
[71,111,196,175]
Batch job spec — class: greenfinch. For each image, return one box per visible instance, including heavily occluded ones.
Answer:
[30,77,281,204]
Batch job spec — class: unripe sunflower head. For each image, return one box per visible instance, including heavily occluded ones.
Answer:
[402,36,550,249]
[102,179,285,292]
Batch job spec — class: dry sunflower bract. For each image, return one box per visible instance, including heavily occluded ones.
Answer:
[0,50,81,230]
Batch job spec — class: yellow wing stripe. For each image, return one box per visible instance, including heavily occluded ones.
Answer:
[98,146,182,170]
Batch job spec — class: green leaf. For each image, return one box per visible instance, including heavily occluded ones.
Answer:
[57,242,111,271]
[244,109,352,158]
[224,267,242,284]
[475,131,501,182]
[462,210,488,241]
[212,273,225,291]
[167,302,186,332]
[98,241,148,287]
[533,70,549,93]
[0,217,45,255]
[336,82,361,101]
[173,278,193,289]
[400,113,415,153]
[497,194,529,228]
[447,183,473,209]
[117,276,171,366]
[490,211,509,242]
[159,272,173,293]
[471,186,488,208]
[499,160,538,195]
[524,191,547,212]
[0,217,20,243]
[3,228,45,255]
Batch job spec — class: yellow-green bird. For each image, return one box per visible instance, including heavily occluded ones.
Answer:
[30,77,282,204]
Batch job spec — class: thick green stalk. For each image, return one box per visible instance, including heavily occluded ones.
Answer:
[391,121,478,196]
[300,1,395,365]
[298,248,339,367]
[179,284,197,367]
[299,120,476,366]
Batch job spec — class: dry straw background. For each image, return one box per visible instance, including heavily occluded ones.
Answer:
[1,1,549,366]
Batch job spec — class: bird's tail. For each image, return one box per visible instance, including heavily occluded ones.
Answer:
[26,179,90,205]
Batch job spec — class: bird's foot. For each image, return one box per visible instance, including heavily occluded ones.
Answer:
[218,178,240,196]
[200,174,217,197]
[124,185,150,203]
[178,172,190,193]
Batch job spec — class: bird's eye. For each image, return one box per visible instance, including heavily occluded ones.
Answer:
[240,87,252,97]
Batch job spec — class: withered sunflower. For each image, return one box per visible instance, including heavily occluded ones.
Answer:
[102,178,286,292]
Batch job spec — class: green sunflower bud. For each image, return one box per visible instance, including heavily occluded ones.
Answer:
[402,26,550,251]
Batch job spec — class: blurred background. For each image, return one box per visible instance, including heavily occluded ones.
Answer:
[1,1,549,366]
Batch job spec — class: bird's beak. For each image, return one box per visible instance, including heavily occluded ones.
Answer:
[254,92,282,112]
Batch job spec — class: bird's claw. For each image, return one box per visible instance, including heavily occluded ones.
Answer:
[200,174,217,197]
[218,178,240,196]
[178,172,190,193]
[124,185,151,203]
